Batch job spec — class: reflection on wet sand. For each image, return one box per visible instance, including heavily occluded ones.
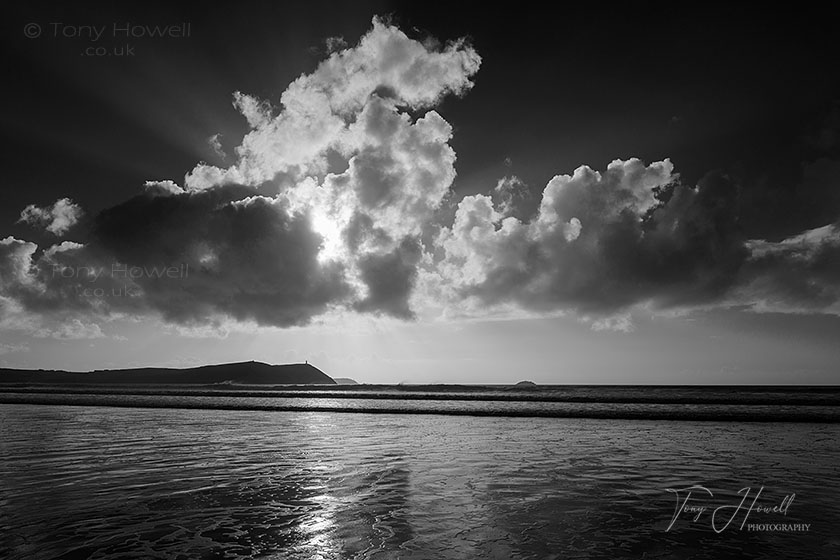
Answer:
[0,408,420,560]
[291,455,414,559]
[1,406,838,559]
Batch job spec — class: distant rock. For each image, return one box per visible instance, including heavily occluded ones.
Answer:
[514,380,539,389]
[0,361,336,386]
[333,377,359,385]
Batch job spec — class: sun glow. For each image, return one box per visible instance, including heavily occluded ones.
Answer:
[311,209,345,263]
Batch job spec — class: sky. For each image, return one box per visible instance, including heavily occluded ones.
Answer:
[1,2,839,383]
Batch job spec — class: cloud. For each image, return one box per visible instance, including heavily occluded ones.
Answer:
[0,237,40,290]
[34,318,105,340]
[207,133,227,160]
[436,159,749,315]
[89,185,352,326]
[143,180,184,196]
[179,17,478,320]
[313,96,458,243]
[18,198,83,235]
[185,16,480,191]
[735,223,840,313]
[493,175,530,217]
[591,313,635,333]
[325,36,348,54]
[435,155,840,320]
[0,342,29,355]
[2,188,352,330]
[354,236,423,319]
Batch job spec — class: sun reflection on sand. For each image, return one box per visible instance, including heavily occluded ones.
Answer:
[298,496,341,559]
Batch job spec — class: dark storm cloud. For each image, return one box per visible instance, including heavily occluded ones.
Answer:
[354,237,423,319]
[1,185,351,330]
[89,185,351,326]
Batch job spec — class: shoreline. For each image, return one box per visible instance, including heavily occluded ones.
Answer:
[2,392,839,423]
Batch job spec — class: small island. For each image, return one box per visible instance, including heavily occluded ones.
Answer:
[513,380,539,390]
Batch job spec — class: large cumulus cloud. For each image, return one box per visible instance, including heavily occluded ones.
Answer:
[176,17,480,324]
[185,16,480,191]
[435,157,840,319]
[0,17,479,334]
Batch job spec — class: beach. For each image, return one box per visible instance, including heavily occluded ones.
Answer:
[1,392,838,559]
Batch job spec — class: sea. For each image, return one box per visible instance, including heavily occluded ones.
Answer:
[0,386,838,559]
